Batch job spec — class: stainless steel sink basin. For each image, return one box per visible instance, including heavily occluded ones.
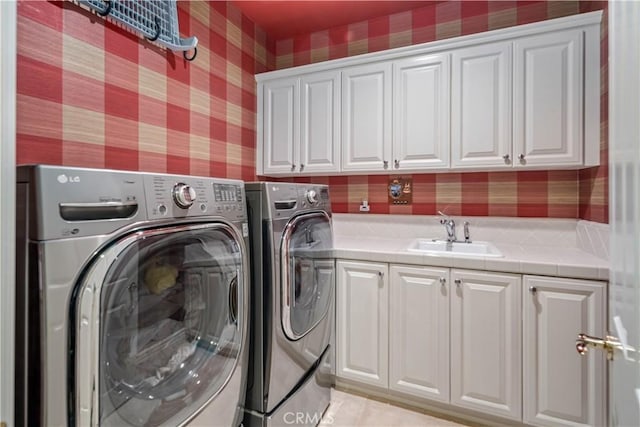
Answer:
[407,239,503,258]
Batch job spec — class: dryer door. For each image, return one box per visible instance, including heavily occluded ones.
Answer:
[281,212,334,340]
[72,222,247,427]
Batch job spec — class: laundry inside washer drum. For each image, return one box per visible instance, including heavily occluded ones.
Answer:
[97,231,241,426]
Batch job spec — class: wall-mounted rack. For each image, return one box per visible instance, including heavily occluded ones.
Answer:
[76,0,198,61]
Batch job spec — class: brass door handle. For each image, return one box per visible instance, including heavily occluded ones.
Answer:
[576,333,625,360]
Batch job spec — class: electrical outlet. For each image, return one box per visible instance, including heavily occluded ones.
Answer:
[359,200,370,212]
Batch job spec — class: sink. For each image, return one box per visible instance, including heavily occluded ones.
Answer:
[407,239,503,258]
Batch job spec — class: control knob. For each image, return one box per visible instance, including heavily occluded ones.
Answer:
[306,189,318,205]
[173,183,197,209]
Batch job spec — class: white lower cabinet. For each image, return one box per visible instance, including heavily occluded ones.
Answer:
[523,275,606,427]
[336,260,389,388]
[389,265,450,402]
[450,269,522,420]
[336,260,607,427]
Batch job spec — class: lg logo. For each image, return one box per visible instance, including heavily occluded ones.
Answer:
[57,174,80,184]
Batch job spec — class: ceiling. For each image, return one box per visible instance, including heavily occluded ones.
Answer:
[231,1,440,40]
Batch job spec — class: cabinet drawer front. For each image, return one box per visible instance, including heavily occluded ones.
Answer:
[389,266,449,402]
[450,269,522,420]
[523,276,606,427]
[336,261,389,387]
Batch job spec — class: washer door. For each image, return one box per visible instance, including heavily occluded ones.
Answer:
[281,212,334,340]
[73,222,247,427]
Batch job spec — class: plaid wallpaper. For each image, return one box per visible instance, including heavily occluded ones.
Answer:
[272,0,608,223]
[16,0,274,181]
[15,1,607,223]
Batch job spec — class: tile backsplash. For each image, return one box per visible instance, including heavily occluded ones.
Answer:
[273,1,608,224]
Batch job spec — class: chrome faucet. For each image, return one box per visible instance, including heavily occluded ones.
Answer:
[438,211,456,242]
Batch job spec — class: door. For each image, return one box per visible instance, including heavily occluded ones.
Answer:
[0,2,16,427]
[609,1,640,425]
[342,62,392,171]
[523,276,605,427]
[281,212,334,340]
[513,30,583,168]
[336,260,388,388]
[450,269,521,420]
[451,42,512,169]
[74,223,247,427]
[300,71,341,174]
[389,265,449,402]
[263,77,299,174]
[393,53,450,170]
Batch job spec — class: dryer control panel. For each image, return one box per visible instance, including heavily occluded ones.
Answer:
[144,175,245,222]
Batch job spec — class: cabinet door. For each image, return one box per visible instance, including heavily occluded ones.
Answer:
[389,265,449,402]
[336,260,388,388]
[451,42,512,169]
[300,71,341,174]
[514,30,583,168]
[342,63,392,172]
[393,54,450,170]
[262,77,299,174]
[451,269,522,420]
[523,276,606,427]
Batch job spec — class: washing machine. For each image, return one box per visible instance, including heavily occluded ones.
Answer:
[244,182,334,427]
[14,165,250,427]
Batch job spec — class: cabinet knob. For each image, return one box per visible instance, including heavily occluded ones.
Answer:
[518,154,526,161]
[439,277,446,286]
[383,160,388,169]
[378,271,384,277]
[300,164,305,171]
[454,279,462,287]
[503,154,510,162]
[394,159,400,169]
[291,164,296,171]
[529,286,537,293]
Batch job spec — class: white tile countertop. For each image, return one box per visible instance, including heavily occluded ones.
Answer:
[332,214,610,281]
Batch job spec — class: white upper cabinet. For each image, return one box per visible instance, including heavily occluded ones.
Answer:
[513,30,583,168]
[393,54,450,170]
[300,71,341,173]
[341,62,392,172]
[262,77,299,175]
[255,12,602,176]
[451,42,512,169]
[259,71,340,176]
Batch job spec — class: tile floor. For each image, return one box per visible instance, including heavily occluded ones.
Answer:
[319,389,471,427]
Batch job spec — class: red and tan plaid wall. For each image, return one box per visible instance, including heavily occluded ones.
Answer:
[16,1,608,223]
[273,0,608,223]
[16,0,273,181]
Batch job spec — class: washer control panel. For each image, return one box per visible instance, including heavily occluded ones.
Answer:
[144,175,245,221]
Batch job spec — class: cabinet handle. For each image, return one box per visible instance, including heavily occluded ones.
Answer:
[518,154,526,161]
[439,277,446,286]
[383,160,388,169]
[529,286,537,293]
[394,159,400,169]
[300,164,305,171]
[454,279,462,287]
[291,164,296,171]
[503,154,510,162]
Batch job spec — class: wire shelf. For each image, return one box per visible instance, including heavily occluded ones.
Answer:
[77,0,197,55]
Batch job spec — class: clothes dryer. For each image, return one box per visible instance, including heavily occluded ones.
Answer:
[14,165,250,427]
[244,182,334,427]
